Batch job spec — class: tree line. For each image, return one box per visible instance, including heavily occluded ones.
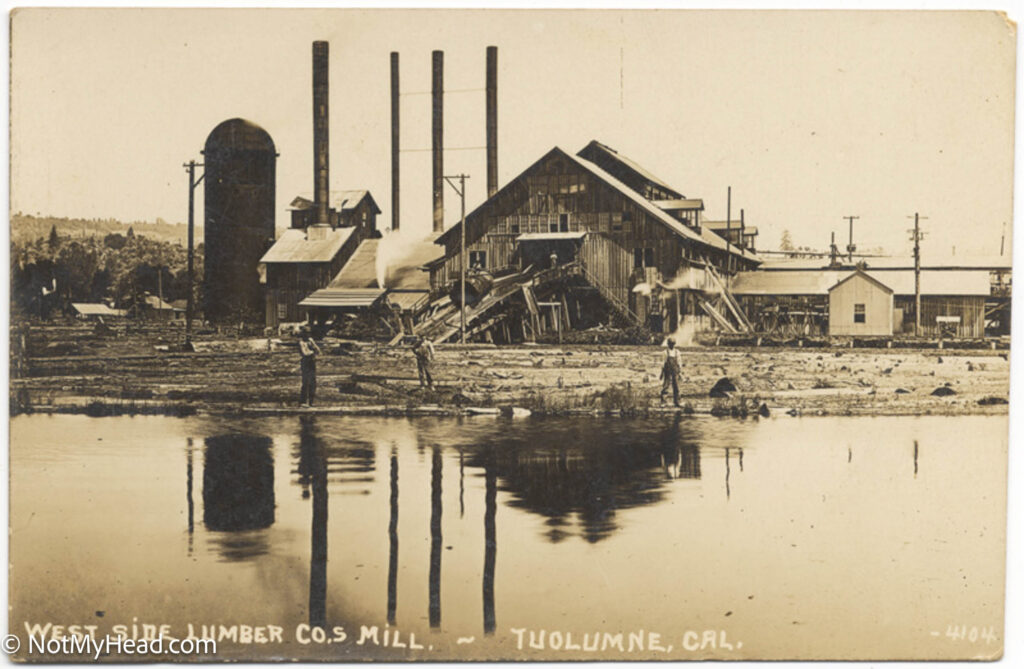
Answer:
[10,225,204,319]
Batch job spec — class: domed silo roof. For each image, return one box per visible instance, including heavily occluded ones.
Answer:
[204,118,276,154]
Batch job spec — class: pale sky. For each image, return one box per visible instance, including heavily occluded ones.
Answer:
[9,8,1017,257]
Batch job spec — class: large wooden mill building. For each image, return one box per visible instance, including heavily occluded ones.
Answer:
[426,140,760,341]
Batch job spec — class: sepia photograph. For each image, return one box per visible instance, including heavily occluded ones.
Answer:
[5,6,1017,664]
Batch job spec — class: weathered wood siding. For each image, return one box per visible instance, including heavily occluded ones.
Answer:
[828,274,893,336]
[579,233,632,308]
[895,296,986,338]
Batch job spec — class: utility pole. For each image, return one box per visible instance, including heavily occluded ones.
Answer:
[829,231,840,267]
[844,215,859,263]
[444,174,471,344]
[725,186,732,271]
[184,160,205,348]
[907,213,928,336]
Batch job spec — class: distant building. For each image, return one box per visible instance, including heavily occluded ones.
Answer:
[732,267,993,337]
[288,191,381,237]
[71,303,126,320]
[259,190,381,327]
[827,270,893,337]
[703,220,758,252]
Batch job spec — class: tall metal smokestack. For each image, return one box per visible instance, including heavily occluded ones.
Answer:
[486,46,498,198]
[390,52,400,232]
[432,50,444,233]
[313,41,330,228]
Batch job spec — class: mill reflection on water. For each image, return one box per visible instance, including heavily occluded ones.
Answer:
[186,415,722,635]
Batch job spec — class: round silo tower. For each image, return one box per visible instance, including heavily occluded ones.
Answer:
[202,118,277,325]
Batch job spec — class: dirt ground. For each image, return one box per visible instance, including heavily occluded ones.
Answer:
[10,323,1011,417]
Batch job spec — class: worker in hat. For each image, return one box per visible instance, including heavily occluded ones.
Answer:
[659,337,682,407]
[298,326,322,407]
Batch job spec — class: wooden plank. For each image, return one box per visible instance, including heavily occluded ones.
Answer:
[699,298,738,333]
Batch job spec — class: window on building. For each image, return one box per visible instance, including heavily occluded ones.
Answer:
[634,247,654,269]
[559,213,569,232]
[854,303,865,323]
[510,222,520,234]
[277,302,288,320]
[549,221,560,233]
[469,250,487,269]
[612,213,623,232]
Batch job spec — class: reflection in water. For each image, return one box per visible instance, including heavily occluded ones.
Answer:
[482,452,497,636]
[387,448,399,626]
[725,447,732,500]
[914,440,919,478]
[429,445,443,629]
[459,449,465,519]
[300,417,328,629]
[186,438,194,555]
[202,434,274,561]
[470,419,702,543]
[11,413,1007,662]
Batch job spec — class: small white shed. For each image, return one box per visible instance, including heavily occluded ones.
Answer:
[828,270,894,337]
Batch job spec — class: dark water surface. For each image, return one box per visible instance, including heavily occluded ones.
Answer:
[9,414,1006,660]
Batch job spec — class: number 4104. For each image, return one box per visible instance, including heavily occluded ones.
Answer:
[945,625,997,644]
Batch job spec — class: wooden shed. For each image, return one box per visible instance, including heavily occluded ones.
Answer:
[828,270,893,337]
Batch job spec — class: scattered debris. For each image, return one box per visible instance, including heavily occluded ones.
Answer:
[709,377,738,398]
[977,396,1008,405]
[931,386,957,397]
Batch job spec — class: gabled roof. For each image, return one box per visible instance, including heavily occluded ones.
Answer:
[289,190,382,214]
[564,150,760,262]
[435,146,759,264]
[327,237,436,290]
[830,269,893,294]
[577,140,684,199]
[260,227,355,264]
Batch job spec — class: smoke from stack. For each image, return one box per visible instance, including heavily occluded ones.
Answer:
[313,41,330,228]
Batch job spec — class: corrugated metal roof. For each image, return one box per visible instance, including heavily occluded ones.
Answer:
[260,227,354,264]
[298,288,385,308]
[327,237,436,290]
[759,255,1011,270]
[732,269,992,296]
[327,239,380,288]
[517,232,588,241]
[652,198,704,211]
[387,290,430,311]
[72,303,126,317]
[288,190,381,214]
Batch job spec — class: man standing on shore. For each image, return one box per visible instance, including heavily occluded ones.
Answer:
[413,336,436,389]
[299,328,322,407]
[660,337,682,407]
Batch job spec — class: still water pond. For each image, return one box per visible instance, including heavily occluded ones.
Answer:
[9,413,1006,661]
